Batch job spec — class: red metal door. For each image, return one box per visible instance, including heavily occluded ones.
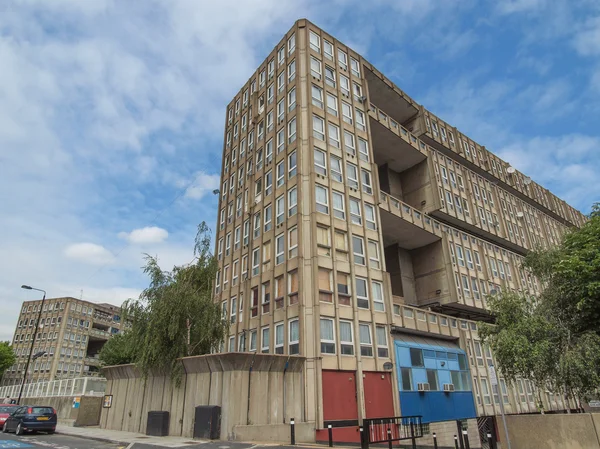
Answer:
[363,371,395,418]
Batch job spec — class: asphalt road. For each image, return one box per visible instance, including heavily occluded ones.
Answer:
[0,433,123,449]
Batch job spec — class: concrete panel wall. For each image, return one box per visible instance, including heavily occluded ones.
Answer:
[505,413,600,449]
[233,422,316,443]
[21,395,102,427]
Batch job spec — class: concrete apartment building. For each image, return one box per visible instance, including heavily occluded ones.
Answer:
[212,19,586,440]
[3,297,123,386]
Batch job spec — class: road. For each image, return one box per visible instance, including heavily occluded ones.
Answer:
[0,433,122,449]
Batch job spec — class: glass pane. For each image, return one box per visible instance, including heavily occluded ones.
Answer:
[410,348,424,367]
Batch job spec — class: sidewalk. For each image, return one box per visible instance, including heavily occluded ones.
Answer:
[56,425,208,447]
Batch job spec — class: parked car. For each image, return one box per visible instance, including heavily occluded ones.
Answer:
[2,405,57,435]
[0,405,19,427]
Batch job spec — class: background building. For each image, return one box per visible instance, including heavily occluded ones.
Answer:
[211,18,585,440]
[2,297,122,386]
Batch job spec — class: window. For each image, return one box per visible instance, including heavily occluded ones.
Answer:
[361,169,373,194]
[349,198,362,225]
[289,319,299,354]
[481,378,492,405]
[365,204,377,230]
[456,245,465,267]
[338,49,348,70]
[474,341,484,366]
[288,226,298,258]
[320,318,335,354]
[325,66,336,88]
[252,247,260,277]
[337,272,351,305]
[312,84,323,108]
[319,268,333,302]
[359,324,373,356]
[368,240,380,269]
[401,367,413,391]
[426,369,439,390]
[330,155,343,182]
[328,123,340,148]
[410,348,424,367]
[465,248,474,269]
[230,297,237,323]
[372,280,384,311]
[314,149,327,175]
[288,270,299,304]
[344,131,355,155]
[343,164,358,191]
[262,282,271,314]
[332,191,345,219]
[355,108,366,131]
[275,234,284,265]
[275,195,285,225]
[340,74,350,96]
[288,117,296,143]
[253,212,261,239]
[326,93,338,116]
[288,151,297,177]
[310,56,322,78]
[324,39,334,60]
[275,323,284,354]
[288,33,295,54]
[462,275,471,297]
[353,236,365,264]
[225,233,231,256]
[313,115,325,140]
[243,219,250,246]
[277,98,285,124]
[341,102,354,126]
[261,327,270,353]
[353,82,363,101]
[265,171,273,197]
[316,185,329,214]
[288,59,296,82]
[340,320,354,355]
[350,57,360,77]
[288,187,297,217]
[358,139,369,163]
[228,336,235,352]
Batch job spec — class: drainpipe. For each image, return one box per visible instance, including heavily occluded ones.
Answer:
[246,353,255,425]
[283,357,290,423]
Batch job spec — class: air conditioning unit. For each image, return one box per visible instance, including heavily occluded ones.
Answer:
[443,383,455,392]
[417,383,430,392]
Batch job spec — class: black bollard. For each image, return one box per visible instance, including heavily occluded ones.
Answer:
[328,424,333,447]
[360,426,367,449]
[462,430,470,449]
[410,421,416,449]
[433,432,438,449]
[487,432,496,449]
[290,418,296,445]
[454,435,459,449]
[387,428,393,449]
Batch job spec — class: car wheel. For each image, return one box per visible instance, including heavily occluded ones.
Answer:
[2,422,8,433]
[15,422,23,435]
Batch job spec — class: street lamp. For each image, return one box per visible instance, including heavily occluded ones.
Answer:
[18,285,46,405]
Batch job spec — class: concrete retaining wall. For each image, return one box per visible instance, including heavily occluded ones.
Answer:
[99,353,306,441]
[233,422,316,443]
[21,395,102,427]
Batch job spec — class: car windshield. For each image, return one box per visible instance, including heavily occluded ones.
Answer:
[0,406,17,413]
[31,407,54,414]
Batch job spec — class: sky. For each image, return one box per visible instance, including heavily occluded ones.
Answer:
[1,0,599,341]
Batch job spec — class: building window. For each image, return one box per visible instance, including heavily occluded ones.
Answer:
[337,272,351,305]
[288,226,298,258]
[481,378,492,405]
[346,162,359,189]
[289,319,299,355]
[318,268,333,303]
[312,84,323,109]
[314,148,327,175]
[350,57,360,78]
[277,161,285,187]
[359,323,373,357]
[264,205,272,232]
[311,56,322,79]
[316,185,329,214]
[325,65,336,88]
[365,204,377,230]
[276,196,284,225]
[288,59,296,82]
[288,151,297,178]
[353,236,365,265]
[356,277,369,309]
[376,326,389,358]
[332,191,345,219]
[288,117,297,144]
[355,108,366,131]
[288,187,297,217]
[323,39,334,60]
[326,93,338,116]
[328,122,340,148]
[426,369,439,390]
[249,330,257,352]
[350,198,362,225]
[288,270,299,305]
[228,336,235,353]
[361,169,373,195]
[275,323,284,354]
[320,318,335,354]
[368,240,380,269]
[344,130,355,155]
[372,280,384,311]
[262,282,271,314]
[261,327,270,353]
[276,234,284,265]
[401,367,413,391]
[313,115,325,140]
[410,348,424,367]
[339,320,354,355]
[252,248,260,277]
[342,102,353,125]
[330,155,343,182]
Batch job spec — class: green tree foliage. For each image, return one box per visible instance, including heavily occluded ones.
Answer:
[0,342,16,380]
[480,203,600,404]
[98,332,136,367]
[107,222,227,382]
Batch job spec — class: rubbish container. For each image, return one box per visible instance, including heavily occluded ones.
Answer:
[193,405,221,439]
[146,411,169,436]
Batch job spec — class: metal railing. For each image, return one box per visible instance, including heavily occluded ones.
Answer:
[363,415,424,448]
[0,376,107,399]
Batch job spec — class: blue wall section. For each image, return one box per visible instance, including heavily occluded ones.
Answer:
[394,339,477,423]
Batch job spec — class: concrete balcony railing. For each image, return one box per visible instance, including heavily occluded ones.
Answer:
[89,328,110,339]
[379,191,443,239]
[84,356,101,366]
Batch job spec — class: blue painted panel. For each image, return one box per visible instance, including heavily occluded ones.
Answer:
[399,392,477,423]
[397,346,411,367]
[412,368,427,388]
[436,360,448,370]
[424,358,437,369]
[438,370,451,385]
[447,360,460,371]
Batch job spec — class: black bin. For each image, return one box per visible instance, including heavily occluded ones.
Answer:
[146,411,169,436]
[193,405,221,439]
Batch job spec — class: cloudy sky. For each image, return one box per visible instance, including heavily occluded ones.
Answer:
[1,0,599,341]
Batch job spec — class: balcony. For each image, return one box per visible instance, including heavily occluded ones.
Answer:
[369,105,428,174]
[364,66,419,125]
[84,356,101,367]
[379,192,443,250]
[89,328,110,340]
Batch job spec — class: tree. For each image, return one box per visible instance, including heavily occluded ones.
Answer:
[120,222,227,382]
[98,332,136,366]
[0,342,16,381]
[480,203,600,406]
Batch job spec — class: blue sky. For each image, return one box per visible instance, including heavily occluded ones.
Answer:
[1,0,599,340]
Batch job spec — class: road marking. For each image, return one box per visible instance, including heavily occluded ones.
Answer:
[0,441,34,449]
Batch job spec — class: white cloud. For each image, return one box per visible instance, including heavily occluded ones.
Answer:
[573,16,600,56]
[118,226,169,244]
[64,243,115,265]
[185,172,221,200]
[496,0,547,15]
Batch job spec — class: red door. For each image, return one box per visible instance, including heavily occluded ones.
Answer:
[363,371,395,418]
[322,370,358,421]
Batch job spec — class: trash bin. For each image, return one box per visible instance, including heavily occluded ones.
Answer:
[193,405,221,439]
[146,411,169,436]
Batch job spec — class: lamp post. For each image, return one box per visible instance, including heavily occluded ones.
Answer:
[18,285,46,405]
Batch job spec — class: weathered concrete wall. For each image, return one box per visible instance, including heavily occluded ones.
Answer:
[100,353,307,442]
[21,395,102,426]
[233,422,316,443]
[76,396,102,426]
[504,413,600,449]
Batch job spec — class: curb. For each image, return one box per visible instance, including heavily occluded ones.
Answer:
[56,430,128,446]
